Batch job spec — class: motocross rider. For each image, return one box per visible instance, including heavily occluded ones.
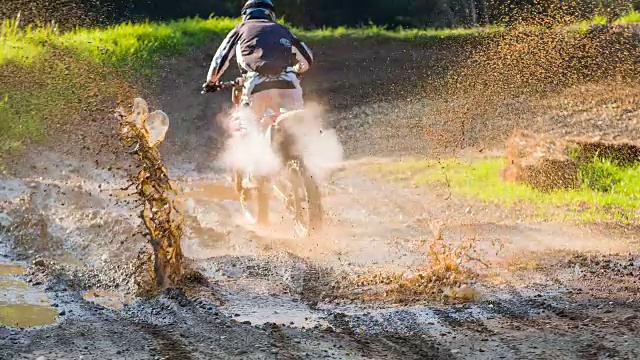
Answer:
[202,0,314,121]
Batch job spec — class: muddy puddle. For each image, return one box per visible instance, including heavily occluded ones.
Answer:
[178,181,239,202]
[223,295,332,328]
[82,289,133,310]
[0,263,58,328]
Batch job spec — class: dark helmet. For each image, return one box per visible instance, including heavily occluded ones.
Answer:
[241,0,276,21]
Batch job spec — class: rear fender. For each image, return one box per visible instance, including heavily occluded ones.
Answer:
[274,109,306,129]
[267,111,302,163]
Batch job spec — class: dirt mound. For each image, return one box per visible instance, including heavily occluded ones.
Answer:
[502,130,580,191]
[502,130,640,191]
[569,137,640,167]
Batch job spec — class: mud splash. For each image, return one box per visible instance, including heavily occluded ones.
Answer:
[424,14,640,154]
[116,98,186,289]
[0,263,58,328]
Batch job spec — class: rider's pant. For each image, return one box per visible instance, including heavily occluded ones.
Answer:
[249,88,304,119]
[240,71,304,119]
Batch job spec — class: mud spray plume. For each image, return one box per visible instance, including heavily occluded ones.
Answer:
[423,0,640,155]
[116,98,186,290]
[279,102,344,183]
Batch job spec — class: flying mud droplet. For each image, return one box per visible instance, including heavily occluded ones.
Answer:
[280,103,344,183]
[124,98,169,148]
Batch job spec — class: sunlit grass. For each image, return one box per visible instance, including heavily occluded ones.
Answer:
[0,17,238,72]
[1,10,638,68]
[0,16,495,70]
[0,12,639,158]
[0,94,42,154]
[368,157,640,222]
[617,10,640,24]
[571,15,609,32]
[296,23,500,42]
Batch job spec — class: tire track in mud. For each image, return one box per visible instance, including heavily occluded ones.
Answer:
[136,324,195,360]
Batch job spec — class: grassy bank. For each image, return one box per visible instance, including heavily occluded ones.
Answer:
[0,16,493,70]
[0,16,496,157]
[618,10,640,23]
[368,157,640,223]
[1,13,639,158]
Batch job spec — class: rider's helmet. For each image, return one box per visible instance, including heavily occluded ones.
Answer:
[241,0,276,22]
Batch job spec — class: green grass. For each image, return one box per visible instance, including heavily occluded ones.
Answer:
[296,23,499,42]
[0,16,493,70]
[0,16,239,74]
[617,10,640,23]
[0,93,44,154]
[368,157,640,222]
[0,11,638,158]
[1,9,638,70]
[0,16,241,156]
[0,15,495,157]
[571,15,609,32]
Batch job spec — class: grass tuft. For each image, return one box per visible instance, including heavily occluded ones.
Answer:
[368,156,640,222]
[617,10,640,24]
[578,157,622,193]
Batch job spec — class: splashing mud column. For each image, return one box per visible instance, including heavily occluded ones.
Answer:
[116,98,184,288]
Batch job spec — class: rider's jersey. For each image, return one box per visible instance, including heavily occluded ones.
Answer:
[207,19,314,85]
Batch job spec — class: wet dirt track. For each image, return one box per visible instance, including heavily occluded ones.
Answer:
[2,144,640,359]
[2,31,640,359]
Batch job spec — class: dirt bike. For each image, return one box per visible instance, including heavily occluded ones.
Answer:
[202,77,323,238]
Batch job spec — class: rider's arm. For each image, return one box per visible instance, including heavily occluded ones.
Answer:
[207,27,241,84]
[290,35,314,74]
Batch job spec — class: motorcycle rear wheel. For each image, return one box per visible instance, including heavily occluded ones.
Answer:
[273,159,323,238]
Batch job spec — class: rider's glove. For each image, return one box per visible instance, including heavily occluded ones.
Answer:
[292,63,305,75]
[201,81,218,93]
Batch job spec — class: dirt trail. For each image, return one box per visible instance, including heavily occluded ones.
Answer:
[1,34,640,359]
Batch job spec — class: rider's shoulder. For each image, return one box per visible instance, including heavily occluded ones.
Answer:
[237,20,293,37]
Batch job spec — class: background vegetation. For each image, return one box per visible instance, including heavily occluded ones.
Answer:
[1,1,639,158]
[1,0,638,29]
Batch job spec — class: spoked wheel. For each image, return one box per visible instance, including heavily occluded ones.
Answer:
[234,169,269,226]
[272,159,323,238]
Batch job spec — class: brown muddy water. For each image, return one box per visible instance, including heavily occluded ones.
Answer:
[82,289,133,310]
[0,263,58,328]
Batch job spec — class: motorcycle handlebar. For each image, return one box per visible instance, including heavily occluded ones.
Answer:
[216,79,243,90]
[201,78,243,94]
[202,71,304,94]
